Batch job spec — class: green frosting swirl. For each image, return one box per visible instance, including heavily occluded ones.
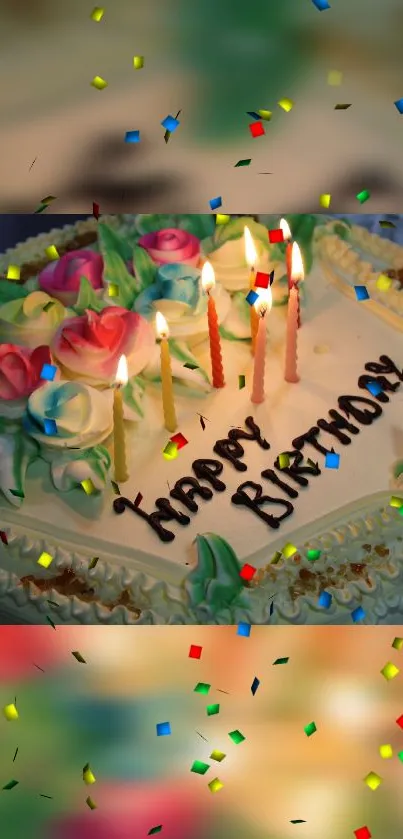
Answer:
[185,532,248,609]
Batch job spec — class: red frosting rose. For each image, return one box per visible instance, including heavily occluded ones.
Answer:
[0,343,51,401]
[50,307,154,386]
[138,228,200,267]
[39,250,104,306]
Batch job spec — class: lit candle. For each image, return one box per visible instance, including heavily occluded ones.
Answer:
[291,240,304,328]
[113,355,129,483]
[279,218,293,291]
[201,261,225,388]
[155,311,177,432]
[244,226,259,354]
[284,247,300,384]
[251,286,272,404]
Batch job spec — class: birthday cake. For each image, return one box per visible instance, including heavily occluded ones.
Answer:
[0,213,401,625]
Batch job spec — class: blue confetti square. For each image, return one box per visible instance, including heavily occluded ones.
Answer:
[366,380,383,397]
[43,418,57,436]
[312,0,331,9]
[394,98,403,115]
[325,451,340,469]
[351,606,366,623]
[156,721,171,736]
[318,591,332,609]
[237,622,251,637]
[209,196,222,211]
[125,130,140,143]
[354,285,370,301]
[161,115,180,133]
[245,290,259,306]
[40,363,57,381]
[251,677,260,695]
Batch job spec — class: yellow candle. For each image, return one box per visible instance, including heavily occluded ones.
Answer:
[113,355,129,483]
[156,311,177,432]
[245,225,259,354]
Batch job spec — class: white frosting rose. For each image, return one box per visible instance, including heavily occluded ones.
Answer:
[0,291,66,349]
[24,381,113,450]
[205,237,271,292]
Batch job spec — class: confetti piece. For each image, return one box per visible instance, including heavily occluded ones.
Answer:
[3,780,19,790]
[312,0,331,9]
[156,722,171,736]
[39,794,53,799]
[199,416,206,431]
[351,606,366,623]
[240,563,256,581]
[10,488,24,499]
[379,219,396,229]
[72,651,86,664]
[13,748,18,762]
[86,796,97,810]
[196,731,208,741]
[268,228,284,244]
[325,451,340,469]
[304,721,317,737]
[228,729,245,744]
[257,109,272,121]
[363,772,382,791]
[246,289,259,306]
[235,159,251,167]
[108,283,119,297]
[191,760,210,775]
[271,551,282,564]
[270,600,274,617]
[92,202,100,219]
[397,715,403,729]
[163,442,178,460]
[91,76,108,90]
[254,271,270,289]
[183,361,199,370]
[251,677,260,695]
[306,549,321,561]
[43,418,57,436]
[278,98,294,112]
[356,189,370,204]
[210,750,226,762]
[376,273,392,291]
[238,374,246,390]
[354,285,370,301]
[189,644,202,660]
[83,763,96,784]
[37,551,53,569]
[398,750,403,762]
[381,662,399,681]
[216,214,230,225]
[194,683,210,694]
[379,744,393,759]
[247,111,260,120]
[46,601,59,609]
[273,657,289,665]
[365,381,383,397]
[81,478,96,495]
[46,616,56,629]
[392,637,403,650]
[282,542,298,559]
[276,453,289,470]
[208,778,223,793]
[354,828,371,839]
[334,103,351,109]
[45,245,59,261]
[0,530,9,545]
[318,591,332,609]
[249,121,265,137]
[170,432,188,450]
[40,363,57,381]
[290,820,306,825]
[134,492,143,507]
[209,196,222,211]
[91,6,104,21]
[161,116,180,133]
[207,704,220,717]
[41,195,57,205]
[6,265,20,281]
[319,193,331,209]
[327,70,342,86]
[394,98,403,114]
[133,56,144,69]
[237,622,251,638]
[125,130,140,143]
[3,704,18,721]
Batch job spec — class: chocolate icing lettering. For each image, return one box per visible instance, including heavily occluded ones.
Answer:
[357,374,399,403]
[192,459,226,492]
[274,450,321,487]
[213,416,269,471]
[364,355,403,384]
[261,468,299,499]
[231,482,294,529]
[228,416,270,449]
[170,477,213,513]
[338,395,383,425]
[317,409,360,445]
[113,496,190,543]
[292,426,331,457]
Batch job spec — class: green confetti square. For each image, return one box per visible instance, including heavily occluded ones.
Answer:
[148,826,163,835]
[356,189,370,204]
[191,760,210,775]
[304,721,317,737]
[3,779,19,790]
[398,750,403,763]
[392,637,403,651]
[238,374,246,390]
[228,729,245,744]
[207,703,220,716]
[194,682,211,695]
[235,158,251,167]
[273,657,289,665]
[306,549,321,561]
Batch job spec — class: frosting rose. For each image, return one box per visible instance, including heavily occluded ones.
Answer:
[206,236,272,292]
[0,290,66,349]
[42,444,111,493]
[0,344,52,418]
[24,381,113,449]
[51,307,154,386]
[39,249,104,306]
[138,228,200,267]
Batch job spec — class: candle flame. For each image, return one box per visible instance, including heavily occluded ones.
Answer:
[244,226,257,268]
[279,218,292,241]
[155,310,169,338]
[291,242,304,283]
[254,286,272,317]
[115,354,128,386]
[201,260,215,292]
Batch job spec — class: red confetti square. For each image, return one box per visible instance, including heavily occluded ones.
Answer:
[92,202,100,220]
[249,121,265,138]
[170,432,188,450]
[134,492,143,508]
[189,645,202,660]
[239,563,256,581]
[396,714,403,729]
[268,228,284,243]
[0,530,8,546]
[254,271,270,289]
[354,828,371,839]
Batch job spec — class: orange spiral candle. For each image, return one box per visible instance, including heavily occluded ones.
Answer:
[202,261,225,388]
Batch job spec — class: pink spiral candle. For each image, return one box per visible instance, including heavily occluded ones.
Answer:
[284,285,300,383]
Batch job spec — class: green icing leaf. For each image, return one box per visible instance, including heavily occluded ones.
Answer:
[122,376,146,419]
[219,325,250,342]
[0,422,40,507]
[178,214,215,240]
[97,222,133,262]
[101,251,136,310]
[206,217,271,253]
[333,222,352,240]
[185,533,245,609]
[73,277,107,315]
[0,281,30,306]
[132,245,157,294]
[168,339,210,383]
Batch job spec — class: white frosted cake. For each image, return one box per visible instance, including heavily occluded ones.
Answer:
[0,214,401,624]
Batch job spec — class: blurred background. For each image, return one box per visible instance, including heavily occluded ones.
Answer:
[1,625,403,839]
[1,0,403,212]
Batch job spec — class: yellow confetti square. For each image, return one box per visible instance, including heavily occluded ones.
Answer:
[133,56,144,69]
[91,6,104,21]
[379,744,393,759]
[282,542,298,559]
[216,214,231,225]
[210,750,226,762]
[327,70,343,86]
[91,76,108,90]
[45,245,59,261]
[381,662,399,681]
[163,442,178,461]
[278,98,294,112]
[208,777,224,793]
[319,194,331,209]
[108,283,119,297]
[6,265,20,281]
[278,453,290,469]
[390,496,403,509]
[257,109,272,121]
[376,273,392,291]
[392,636,403,650]
[37,551,53,569]
[363,771,382,791]
[81,479,96,495]
[3,703,19,721]
[83,764,96,784]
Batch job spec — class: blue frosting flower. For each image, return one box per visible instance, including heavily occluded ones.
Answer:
[134,262,204,317]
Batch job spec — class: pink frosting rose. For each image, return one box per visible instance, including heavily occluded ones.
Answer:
[138,228,200,267]
[39,250,104,306]
[51,307,154,386]
[0,343,51,401]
